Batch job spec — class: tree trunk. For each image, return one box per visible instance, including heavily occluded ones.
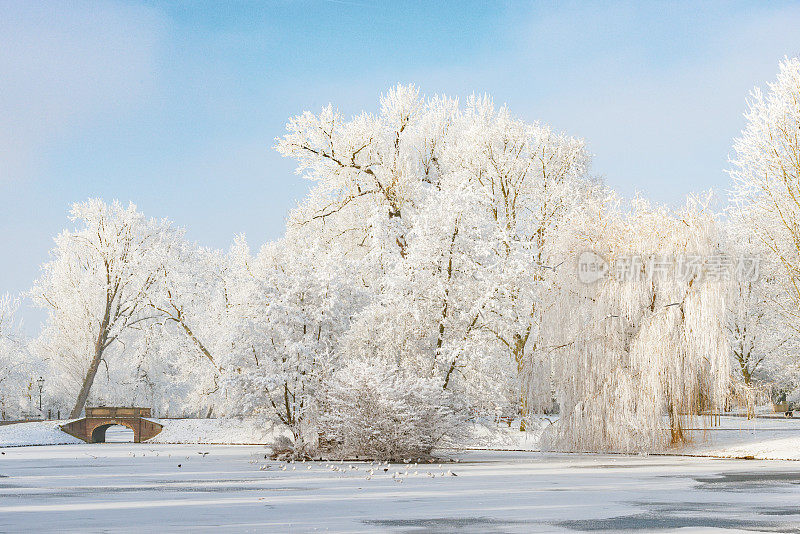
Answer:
[70,343,104,418]
[668,404,686,445]
[70,305,110,418]
[512,330,531,431]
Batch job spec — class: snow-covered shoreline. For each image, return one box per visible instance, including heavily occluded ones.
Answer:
[146,417,291,445]
[0,417,289,448]
[3,416,800,461]
[0,420,82,447]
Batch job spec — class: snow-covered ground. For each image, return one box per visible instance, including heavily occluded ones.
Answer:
[1,443,800,532]
[148,418,290,445]
[458,415,800,461]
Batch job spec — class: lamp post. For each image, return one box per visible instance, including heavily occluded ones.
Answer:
[36,376,44,412]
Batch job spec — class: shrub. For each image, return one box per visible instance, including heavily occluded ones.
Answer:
[320,358,464,460]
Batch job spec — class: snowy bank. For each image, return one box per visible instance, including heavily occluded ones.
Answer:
[3,416,799,461]
[685,416,800,461]
[0,417,543,450]
[453,417,549,451]
[0,418,288,448]
[0,421,82,447]
[455,416,800,461]
[148,417,290,445]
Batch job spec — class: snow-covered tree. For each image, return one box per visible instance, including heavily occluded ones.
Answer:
[277,86,593,420]
[730,57,800,339]
[222,235,365,453]
[136,243,231,416]
[276,84,446,264]
[0,294,31,418]
[31,199,181,417]
[340,186,500,397]
[534,196,731,452]
[723,232,796,389]
[451,96,593,421]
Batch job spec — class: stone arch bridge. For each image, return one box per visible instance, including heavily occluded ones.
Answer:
[60,407,163,443]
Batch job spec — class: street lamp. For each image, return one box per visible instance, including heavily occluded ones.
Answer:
[36,377,44,412]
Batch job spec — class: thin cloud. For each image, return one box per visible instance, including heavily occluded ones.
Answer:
[0,1,167,183]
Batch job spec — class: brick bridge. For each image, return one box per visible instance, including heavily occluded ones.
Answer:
[60,407,163,443]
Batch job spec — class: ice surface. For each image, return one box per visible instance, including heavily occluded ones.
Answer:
[1,444,800,532]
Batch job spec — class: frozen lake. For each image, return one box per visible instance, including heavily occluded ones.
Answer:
[1,444,800,533]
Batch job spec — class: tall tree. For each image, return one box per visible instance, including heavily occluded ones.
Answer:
[31,199,180,418]
[730,57,800,334]
[134,243,233,416]
[452,95,593,420]
[277,86,593,416]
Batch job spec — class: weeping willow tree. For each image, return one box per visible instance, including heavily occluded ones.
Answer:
[533,196,731,452]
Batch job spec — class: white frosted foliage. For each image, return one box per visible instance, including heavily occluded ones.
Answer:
[538,197,731,452]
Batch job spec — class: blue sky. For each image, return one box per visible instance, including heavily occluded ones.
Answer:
[2,0,800,330]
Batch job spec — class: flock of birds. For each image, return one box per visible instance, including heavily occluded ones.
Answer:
[252,456,461,482]
[82,449,463,481]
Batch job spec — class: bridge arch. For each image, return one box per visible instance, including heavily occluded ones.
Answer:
[89,421,137,443]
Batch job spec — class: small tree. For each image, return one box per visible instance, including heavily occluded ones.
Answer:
[0,294,35,419]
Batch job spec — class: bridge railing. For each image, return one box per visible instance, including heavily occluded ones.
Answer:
[85,407,152,418]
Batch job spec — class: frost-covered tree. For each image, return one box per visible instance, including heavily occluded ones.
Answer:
[275,85,463,262]
[341,186,500,398]
[277,86,593,418]
[728,276,776,385]
[31,200,181,417]
[452,96,593,420]
[136,243,231,416]
[277,86,484,410]
[723,232,796,389]
[0,295,58,419]
[0,294,32,418]
[222,235,365,453]
[535,196,731,452]
[155,245,226,373]
[730,57,800,337]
